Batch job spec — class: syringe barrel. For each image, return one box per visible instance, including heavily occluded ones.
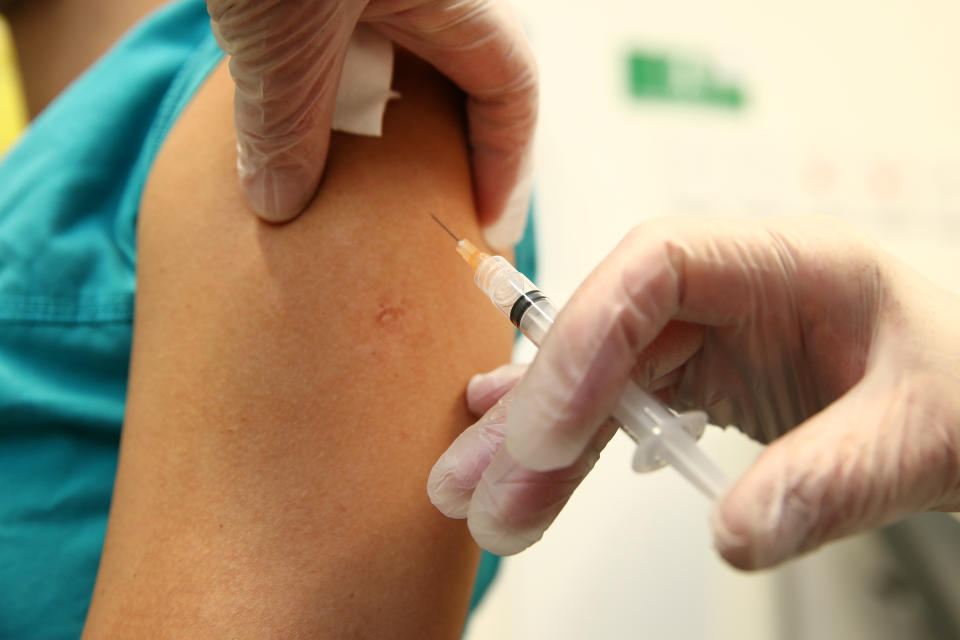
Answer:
[472,253,728,498]
[515,297,557,345]
[475,256,556,345]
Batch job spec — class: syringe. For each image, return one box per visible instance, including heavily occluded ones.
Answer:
[433,216,729,500]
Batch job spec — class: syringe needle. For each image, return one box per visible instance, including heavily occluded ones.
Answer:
[431,215,459,242]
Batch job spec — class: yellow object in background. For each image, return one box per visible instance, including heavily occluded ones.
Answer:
[0,15,27,156]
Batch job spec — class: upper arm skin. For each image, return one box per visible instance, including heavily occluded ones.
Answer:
[82,55,514,638]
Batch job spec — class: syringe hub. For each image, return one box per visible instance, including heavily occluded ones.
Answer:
[455,239,489,270]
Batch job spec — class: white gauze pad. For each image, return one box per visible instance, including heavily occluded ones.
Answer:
[332,25,400,136]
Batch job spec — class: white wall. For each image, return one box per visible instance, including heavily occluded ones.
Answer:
[465,1,960,638]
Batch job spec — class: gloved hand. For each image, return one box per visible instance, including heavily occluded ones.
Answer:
[428,362,621,552]
[206,0,537,248]
[428,216,960,569]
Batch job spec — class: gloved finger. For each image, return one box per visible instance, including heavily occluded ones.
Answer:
[466,363,529,416]
[711,372,960,570]
[637,322,702,397]
[368,0,537,248]
[208,0,361,222]
[427,399,508,519]
[428,364,527,518]
[466,418,619,555]
[435,323,697,523]
[630,320,704,388]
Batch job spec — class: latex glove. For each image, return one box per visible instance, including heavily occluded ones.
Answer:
[207,0,537,248]
[430,216,960,569]
[428,363,620,552]
[428,324,702,554]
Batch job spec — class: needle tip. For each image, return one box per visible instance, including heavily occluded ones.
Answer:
[430,215,460,242]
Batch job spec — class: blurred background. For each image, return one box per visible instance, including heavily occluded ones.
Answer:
[464,0,960,639]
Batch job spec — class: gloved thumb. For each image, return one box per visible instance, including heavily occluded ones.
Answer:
[711,372,958,570]
[208,1,362,221]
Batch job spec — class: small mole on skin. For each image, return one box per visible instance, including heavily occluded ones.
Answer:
[376,302,406,326]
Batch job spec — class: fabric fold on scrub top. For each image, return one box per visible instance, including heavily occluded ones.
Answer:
[0,1,535,637]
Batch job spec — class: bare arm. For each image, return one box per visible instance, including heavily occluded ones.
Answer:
[82,54,514,638]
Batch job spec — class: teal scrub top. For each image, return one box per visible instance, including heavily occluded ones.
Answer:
[0,1,532,636]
